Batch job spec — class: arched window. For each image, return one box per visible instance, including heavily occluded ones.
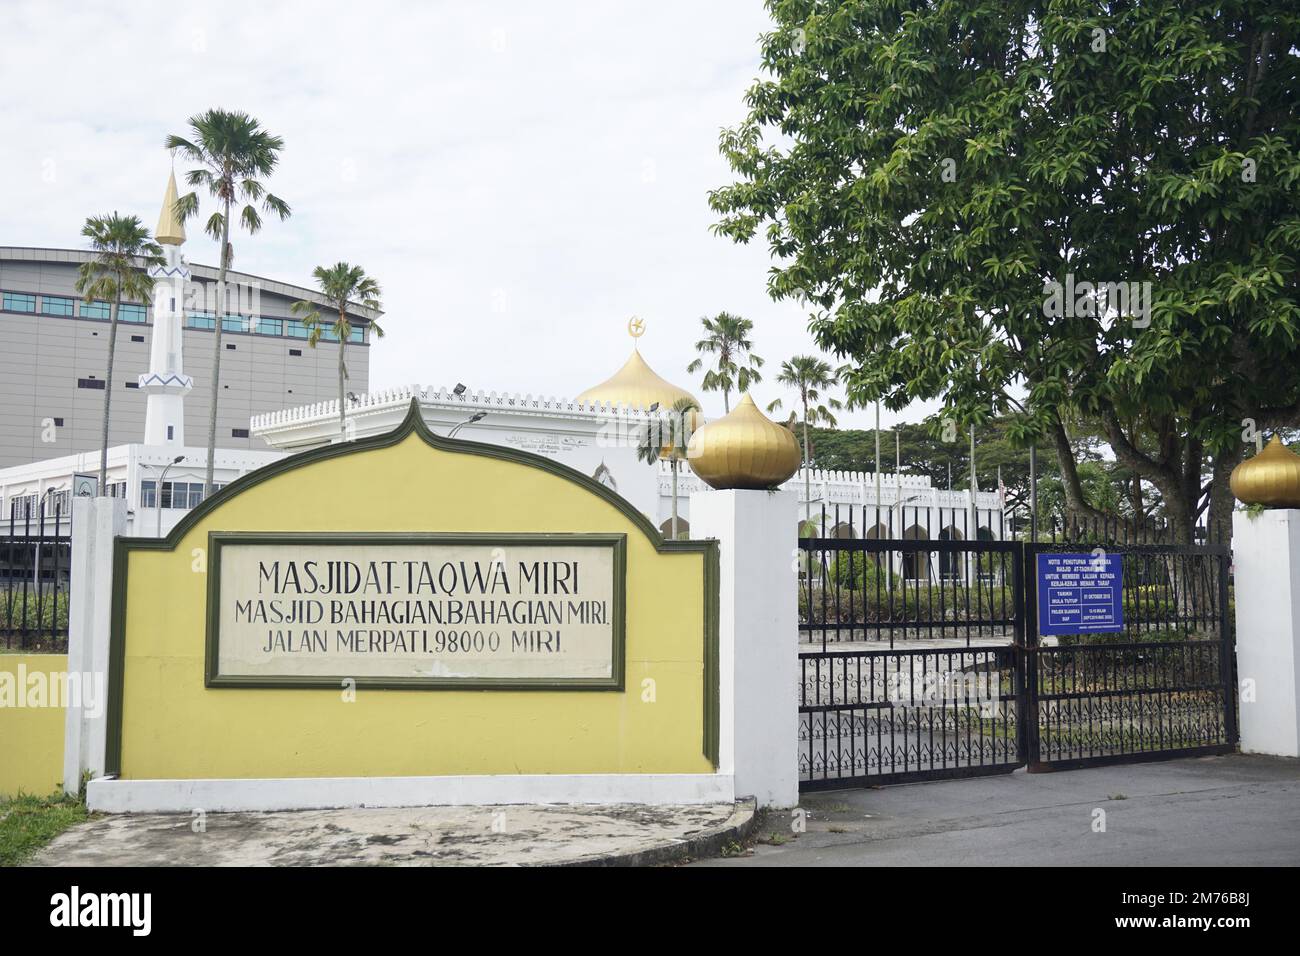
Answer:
[659,517,690,539]
[902,525,929,580]
[937,526,963,579]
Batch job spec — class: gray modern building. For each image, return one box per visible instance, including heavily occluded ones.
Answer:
[0,246,376,470]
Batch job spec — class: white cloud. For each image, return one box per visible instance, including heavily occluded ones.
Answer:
[0,0,931,429]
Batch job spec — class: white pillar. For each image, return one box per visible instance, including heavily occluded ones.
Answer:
[64,496,127,794]
[1232,509,1300,757]
[690,488,799,808]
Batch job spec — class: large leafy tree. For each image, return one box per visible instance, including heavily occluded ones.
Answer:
[166,110,290,497]
[75,214,163,492]
[711,1,1300,544]
[686,312,765,412]
[291,263,385,442]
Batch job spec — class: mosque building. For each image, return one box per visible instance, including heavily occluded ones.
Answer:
[0,175,1006,548]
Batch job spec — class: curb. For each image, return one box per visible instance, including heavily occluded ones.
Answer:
[560,798,758,867]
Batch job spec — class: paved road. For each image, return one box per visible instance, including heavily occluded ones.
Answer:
[697,754,1300,866]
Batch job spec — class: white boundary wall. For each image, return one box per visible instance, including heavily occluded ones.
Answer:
[64,496,126,794]
[690,488,799,808]
[1233,509,1300,757]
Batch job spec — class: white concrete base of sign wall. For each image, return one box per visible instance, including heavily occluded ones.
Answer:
[1233,509,1300,757]
[86,773,736,813]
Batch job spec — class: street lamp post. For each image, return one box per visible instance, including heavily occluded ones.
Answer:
[142,455,185,538]
[447,412,486,439]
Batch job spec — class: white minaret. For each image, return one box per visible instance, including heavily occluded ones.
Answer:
[140,170,194,446]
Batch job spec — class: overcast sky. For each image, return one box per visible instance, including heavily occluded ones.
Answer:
[1,0,939,430]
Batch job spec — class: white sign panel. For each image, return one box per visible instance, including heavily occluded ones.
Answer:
[206,533,625,689]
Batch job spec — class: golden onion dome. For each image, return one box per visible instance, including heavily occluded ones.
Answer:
[1230,435,1300,508]
[575,347,698,412]
[686,393,802,490]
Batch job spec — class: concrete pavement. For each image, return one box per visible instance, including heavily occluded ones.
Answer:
[34,800,754,867]
[696,754,1300,866]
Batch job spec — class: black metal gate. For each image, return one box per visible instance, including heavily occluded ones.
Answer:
[798,526,1236,791]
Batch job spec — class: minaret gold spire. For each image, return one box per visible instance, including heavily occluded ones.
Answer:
[155,169,186,246]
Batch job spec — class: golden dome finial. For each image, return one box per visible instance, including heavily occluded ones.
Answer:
[686,392,801,489]
[155,169,186,246]
[1231,434,1300,508]
[575,325,697,411]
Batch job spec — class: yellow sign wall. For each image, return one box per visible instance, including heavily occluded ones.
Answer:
[107,404,718,780]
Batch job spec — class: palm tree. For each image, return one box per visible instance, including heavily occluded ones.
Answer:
[291,263,384,441]
[75,214,163,493]
[166,110,290,498]
[686,312,763,413]
[767,356,843,521]
[635,397,700,539]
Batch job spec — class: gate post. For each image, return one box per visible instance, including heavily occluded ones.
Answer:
[690,488,799,808]
[1232,510,1300,757]
[63,496,127,795]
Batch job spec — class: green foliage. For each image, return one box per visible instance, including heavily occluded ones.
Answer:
[0,790,88,866]
[292,262,384,347]
[685,312,764,413]
[712,1,1300,541]
[75,214,163,309]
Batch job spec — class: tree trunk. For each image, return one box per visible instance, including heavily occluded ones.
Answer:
[801,403,811,522]
[671,459,679,539]
[338,307,348,442]
[203,204,231,499]
[99,291,121,493]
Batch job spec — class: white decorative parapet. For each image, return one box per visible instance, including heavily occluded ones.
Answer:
[1232,509,1300,757]
[250,383,667,437]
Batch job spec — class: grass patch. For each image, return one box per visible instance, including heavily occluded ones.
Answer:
[0,790,88,865]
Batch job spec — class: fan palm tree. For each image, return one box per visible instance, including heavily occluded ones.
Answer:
[635,397,700,539]
[766,356,843,520]
[75,214,163,492]
[291,263,384,441]
[166,110,290,498]
[685,312,763,413]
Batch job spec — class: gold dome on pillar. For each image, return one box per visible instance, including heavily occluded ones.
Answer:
[686,393,802,490]
[1230,435,1300,508]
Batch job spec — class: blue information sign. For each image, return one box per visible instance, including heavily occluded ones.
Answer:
[1036,552,1124,637]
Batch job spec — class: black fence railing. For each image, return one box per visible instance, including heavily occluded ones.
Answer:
[797,533,1235,789]
[1,503,72,653]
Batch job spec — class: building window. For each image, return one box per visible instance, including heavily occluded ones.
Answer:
[81,300,111,319]
[52,417,64,427]
[226,343,236,350]
[166,425,174,440]
[222,314,251,333]
[351,326,364,342]
[40,295,74,316]
[231,428,249,438]
[8,494,39,522]
[131,334,144,342]
[77,378,106,390]
[107,481,127,499]
[288,348,302,356]
[3,292,36,312]
[119,303,147,323]
[285,319,310,339]
[141,480,205,510]
[125,381,139,388]
[255,317,283,336]
[46,489,71,514]
[186,311,215,330]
